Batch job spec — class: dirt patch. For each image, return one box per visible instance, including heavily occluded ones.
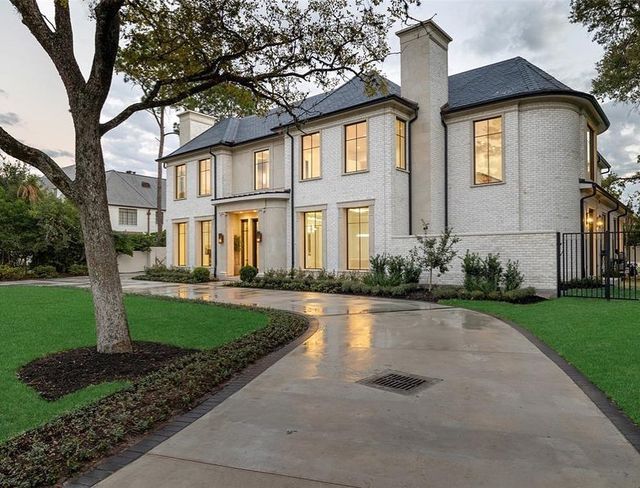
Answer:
[18,342,197,400]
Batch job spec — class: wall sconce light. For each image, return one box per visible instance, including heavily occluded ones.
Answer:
[596,217,604,228]
[586,216,594,225]
[256,231,263,243]
[217,233,224,244]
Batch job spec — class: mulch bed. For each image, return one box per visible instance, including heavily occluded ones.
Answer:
[18,342,197,400]
[0,306,308,488]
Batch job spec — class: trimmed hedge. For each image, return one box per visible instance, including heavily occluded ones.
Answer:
[230,270,539,304]
[0,303,308,488]
[231,270,420,298]
[133,265,212,284]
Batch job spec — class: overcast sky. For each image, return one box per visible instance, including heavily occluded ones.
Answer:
[1,0,639,183]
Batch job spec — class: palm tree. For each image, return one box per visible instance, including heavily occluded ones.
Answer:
[17,175,41,204]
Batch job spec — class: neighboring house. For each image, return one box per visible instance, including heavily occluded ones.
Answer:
[159,20,629,291]
[42,166,166,234]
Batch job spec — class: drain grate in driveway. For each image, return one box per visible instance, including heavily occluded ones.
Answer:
[358,370,442,395]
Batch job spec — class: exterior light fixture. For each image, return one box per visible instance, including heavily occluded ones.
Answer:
[256,231,263,243]
[217,233,224,244]
[586,216,594,225]
[596,217,604,228]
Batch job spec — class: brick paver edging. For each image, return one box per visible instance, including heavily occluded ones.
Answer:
[492,313,640,454]
[65,315,320,487]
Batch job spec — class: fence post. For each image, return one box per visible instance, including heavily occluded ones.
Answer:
[604,230,611,300]
[556,232,562,298]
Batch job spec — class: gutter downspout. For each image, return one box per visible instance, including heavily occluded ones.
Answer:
[286,129,295,269]
[617,206,629,236]
[209,148,218,278]
[580,182,597,278]
[407,110,419,235]
[440,113,448,229]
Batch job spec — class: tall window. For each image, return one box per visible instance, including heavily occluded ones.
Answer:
[200,220,212,267]
[176,222,187,267]
[198,159,211,196]
[346,207,369,270]
[345,121,367,173]
[175,164,186,199]
[587,126,596,180]
[395,118,407,170]
[474,117,503,184]
[254,149,270,190]
[304,211,323,269]
[118,208,137,226]
[302,132,321,179]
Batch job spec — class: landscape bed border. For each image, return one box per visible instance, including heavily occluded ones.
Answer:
[0,296,315,488]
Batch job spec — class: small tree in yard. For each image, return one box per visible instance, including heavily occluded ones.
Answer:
[410,221,460,291]
[1,0,416,354]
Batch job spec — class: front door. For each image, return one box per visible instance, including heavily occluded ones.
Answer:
[240,218,259,269]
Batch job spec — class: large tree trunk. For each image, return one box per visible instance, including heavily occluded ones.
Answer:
[75,131,133,354]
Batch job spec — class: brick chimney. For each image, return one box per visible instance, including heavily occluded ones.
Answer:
[396,20,452,232]
[176,110,216,146]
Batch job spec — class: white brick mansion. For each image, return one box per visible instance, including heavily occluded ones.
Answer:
[159,20,628,291]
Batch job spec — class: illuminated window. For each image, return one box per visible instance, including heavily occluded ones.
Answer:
[346,207,369,270]
[254,149,270,190]
[198,159,211,196]
[474,117,503,184]
[175,164,186,199]
[587,126,596,180]
[395,118,407,170]
[302,132,321,180]
[345,121,367,173]
[304,211,323,269]
[176,222,187,266]
[118,208,137,226]
[200,220,211,267]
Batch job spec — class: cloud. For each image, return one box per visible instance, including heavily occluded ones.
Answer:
[44,148,74,159]
[464,1,568,57]
[0,112,20,125]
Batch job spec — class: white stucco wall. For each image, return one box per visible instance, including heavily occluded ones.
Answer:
[109,205,154,234]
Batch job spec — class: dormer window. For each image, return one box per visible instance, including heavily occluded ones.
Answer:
[474,116,503,185]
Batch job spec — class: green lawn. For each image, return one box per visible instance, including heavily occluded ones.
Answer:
[0,286,268,442]
[443,297,640,424]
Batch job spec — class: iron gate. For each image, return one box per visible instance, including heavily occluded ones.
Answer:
[559,231,639,300]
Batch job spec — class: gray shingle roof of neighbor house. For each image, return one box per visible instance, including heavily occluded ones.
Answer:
[41,166,166,210]
[162,56,609,161]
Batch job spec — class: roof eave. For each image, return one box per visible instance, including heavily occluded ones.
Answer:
[272,94,418,132]
[443,90,610,129]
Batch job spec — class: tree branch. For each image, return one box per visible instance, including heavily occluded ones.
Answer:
[10,0,85,102]
[0,126,75,198]
[86,0,125,108]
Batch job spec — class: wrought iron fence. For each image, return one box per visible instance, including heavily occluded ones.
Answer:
[559,231,639,300]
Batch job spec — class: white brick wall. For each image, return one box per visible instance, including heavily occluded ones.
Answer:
[445,101,584,236]
[390,231,558,291]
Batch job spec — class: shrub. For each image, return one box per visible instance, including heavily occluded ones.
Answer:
[561,277,601,289]
[386,255,406,286]
[240,265,258,282]
[192,267,211,283]
[462,251,485,291]
[31,265,58,279]
[369,253,389,285]
[503,260,524,291]
[483,254,503,292]
[402,257,422,284]
[502,287,538,304]
[0,265,27,281]
[432,285,462,300]
[68,264,88,276]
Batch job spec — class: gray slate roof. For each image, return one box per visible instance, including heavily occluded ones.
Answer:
[164,76,407,160]
[41,166,166,210]
[164,57,607,160]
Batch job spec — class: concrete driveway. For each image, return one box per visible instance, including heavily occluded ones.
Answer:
[17,278,639,486]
